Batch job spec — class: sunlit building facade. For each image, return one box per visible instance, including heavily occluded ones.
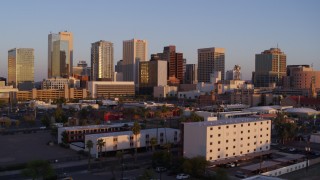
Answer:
[8,48,34,90]
[48,31,73,78]
[91,40,114,81]
[198,47,225,82]
[123,39,148,84]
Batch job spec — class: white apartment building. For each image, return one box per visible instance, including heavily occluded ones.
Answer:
[85,128,180,158]
[183,118,271,162]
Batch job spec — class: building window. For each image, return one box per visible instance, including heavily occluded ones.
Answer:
[233,146,236,149]
[226,147,228,150]
[113,137,118,142]
[248,123,250,126]
[130,136,134,140]
[233,139,236,142]
[254,123,256,125]
[218,141,220,144]
[266,134,269,136]
[260,141,262,144]
[210,127,213,130]
[260,135,262,137]
[254,149,256,151]
[248,137,250,139]
[241,124,243,127]
[247,143,250,146]
[234,125,236,128]
[218,127,221,130]
[226,154,228,157]
[247,150,250,153]
[261,122,263,125]
[241,138,243,140]
[210,142,213,145]
[146,134,149,138]
[266,140,269,143]
[226,126,229,129]
[217,155,220,158]
[267,128,269,130]
[248,130,250,133]
[233,153,235,155]
[254,142,257,145]
[218,148,220,151]
[130,142,134,147]
[210,150,212,153]
[241,131,243,134]
[210,135,213,138]
[226,140,229,143]
[210,157,212,160]
[260,128,262,131]
[218,134,221,137]
[254,136,256,138]
[260,147,262,150]
[240,151,243,154]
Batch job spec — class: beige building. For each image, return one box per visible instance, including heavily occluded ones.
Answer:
[183,118,271,162]
[91,40,114,81]
[139,54,167,94]
[254,48,286,88]
[8,48,34,90]
[284,65,320,91]
[88,81,135,99]
[198,47,225,82]
[41,77,80,89]
[123,39,148,84]
[48,31,73,78]
[16,86,87,101]
[153,85,178,98]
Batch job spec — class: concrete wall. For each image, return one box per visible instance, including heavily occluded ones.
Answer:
[262,161,307,177]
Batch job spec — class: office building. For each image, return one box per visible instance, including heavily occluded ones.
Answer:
[198,47,225,82]
[226,65,241,80]
[8,48,34,90]
[41,77,80,89]
[284,65,320,90]
[48,31,73,78]
[0,77,7,86]
[158,45,184,84]
[88,81,135,99]
[184,64,198,84]
[91,40,114,81]
[115,60,123,73]
[183,118,271,162]
[123,39,148,84]
[139,54,167,94]
[254,48,286,88]
[73,61,91,77]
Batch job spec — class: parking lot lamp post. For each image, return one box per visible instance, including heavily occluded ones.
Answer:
[305,146,310,172]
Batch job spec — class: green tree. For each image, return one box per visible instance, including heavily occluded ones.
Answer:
[22,160,55,180]
[41,114,51,128]
[86,140,93,171]
[61,131,68,144]
[132,121,141,162]
[150,137,157,152]
[97,138,105,158]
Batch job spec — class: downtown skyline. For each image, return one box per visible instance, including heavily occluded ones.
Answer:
[0,0,319,81]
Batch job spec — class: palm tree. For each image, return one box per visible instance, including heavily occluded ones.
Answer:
[132,121,141,162]
[97,139,105,159]
[86,140,93,171]
[150,137,157,152]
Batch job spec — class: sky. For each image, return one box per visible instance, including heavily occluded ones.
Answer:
[0,0,319,81]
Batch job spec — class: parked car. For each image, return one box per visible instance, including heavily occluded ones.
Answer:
[176,173,190,179]
[156,167,167,172]
[226,162,236,168]
[235,171,248,178]
[289,148,296,152]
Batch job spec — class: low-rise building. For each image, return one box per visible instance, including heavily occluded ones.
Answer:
[88,81,135,99]
[85,128,180,158]
[183,118,271,162]
[153,85,178,98]
[42,77,80,89]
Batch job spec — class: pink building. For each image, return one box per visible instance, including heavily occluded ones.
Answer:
[284,65,320,90]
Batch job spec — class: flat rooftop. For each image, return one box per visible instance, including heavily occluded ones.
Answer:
[183,118,269,127]
[59,122,135,131]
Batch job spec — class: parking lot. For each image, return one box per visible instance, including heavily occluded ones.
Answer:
[0,131,78,166]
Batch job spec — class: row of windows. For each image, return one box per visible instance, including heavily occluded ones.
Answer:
[209,121,269,130]
[211,146,270,160]
[211,133,269,139]
[210,139,269,146]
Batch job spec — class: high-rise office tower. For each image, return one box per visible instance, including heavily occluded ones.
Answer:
[198,47,225,82]
[185,64,198,84]
[139,54,167,94]
[115,60,123,73]
[91,40,114,81]
[48,31,73,78]
[226,65,242,80]
[8,48,34,90]
[158,45,184,84]
[123,39,148,84]
[254,48,286,87]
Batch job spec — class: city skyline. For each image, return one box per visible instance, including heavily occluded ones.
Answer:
[0,0,319,81]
